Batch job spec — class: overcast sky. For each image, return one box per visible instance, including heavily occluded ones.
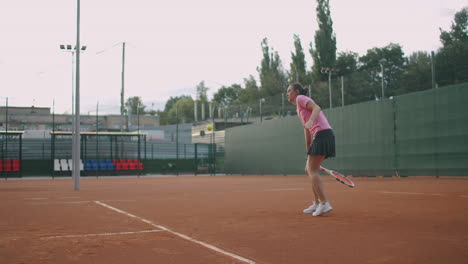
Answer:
[1,0,466,114]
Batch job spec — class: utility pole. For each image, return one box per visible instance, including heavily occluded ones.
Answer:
[281,93,285,117]
[341,76,344,107]
[379,59,386,99]
[73,0,81,190]
[431,51,436,89]
[121,42,126,132]
[259,98,264,122]
[321,67,339,109]
[379,63,385,98]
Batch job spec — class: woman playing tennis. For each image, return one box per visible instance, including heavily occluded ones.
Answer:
[286,83,336,216]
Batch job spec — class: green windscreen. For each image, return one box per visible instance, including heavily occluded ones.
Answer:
[225,83,468,176]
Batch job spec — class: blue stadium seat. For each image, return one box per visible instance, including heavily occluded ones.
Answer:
[98,160,107,170]
[106,160,115,170]
[84,160,93,171]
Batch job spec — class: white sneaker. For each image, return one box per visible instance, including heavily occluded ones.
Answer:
[303,203,318,214]
[312,202,333,216]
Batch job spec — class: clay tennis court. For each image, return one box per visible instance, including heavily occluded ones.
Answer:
[1,175,467,264]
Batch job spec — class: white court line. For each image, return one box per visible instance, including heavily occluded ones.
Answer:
[264,188,305,192]
[42,229,164,239]
[460,195,468,198]
[95,201,256,264]
[29,200,135,205]
[102,199,136,202]
[59,197,81,200]
[380,191,444,196]
[24,198,48,200]
[28,201,91,205]
[59,201,89,204]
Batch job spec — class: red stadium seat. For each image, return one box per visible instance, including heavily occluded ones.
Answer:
[4,160,12,172]
[13,160,20,171]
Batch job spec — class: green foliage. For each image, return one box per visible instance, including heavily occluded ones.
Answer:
[334,52,374,105]
[335,51,358,75]
[257,38,288,97]
[156,6,467,118]
[125,96,146,115]
[196,81,209,102]
[359,43,406,98]
[311,0,337,81]
[398,51,432,94]
[440,7,468,46]
[436,7,468,86]
[212,84,241,107]
[289,34,308,84]
[164,95,192,112]
[168,97,194,123]
[159,96,194,125]
[239,75,260,104]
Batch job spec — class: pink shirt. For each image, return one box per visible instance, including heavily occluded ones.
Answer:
[296,95,332,136]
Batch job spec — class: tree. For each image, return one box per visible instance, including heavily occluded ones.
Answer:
[167,97,194,124]
[238,75,260,104]
[440,7,468,46]
[289,34,308,84]
[399,51,432,94]
[212,84,241,108]
[334,51,373,105]
[335,51,358,75]
[436,7,468,86]
[160,95,193,125]
[359,43,406,98]
[125,96,146,115]
[164,95,192,112]
[257,38,288,97]
[311,0,337,81]
[196,81,209,102]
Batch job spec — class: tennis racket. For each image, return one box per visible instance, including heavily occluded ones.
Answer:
[320,166,355,188]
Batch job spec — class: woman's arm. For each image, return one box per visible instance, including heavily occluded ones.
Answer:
[304,100,322,129]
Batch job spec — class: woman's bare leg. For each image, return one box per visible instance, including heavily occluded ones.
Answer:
[305,159,320,204]
[307,155,327,203]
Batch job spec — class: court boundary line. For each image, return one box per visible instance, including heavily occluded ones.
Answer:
[379,191,444,196]
[95,201,256,264]
[42,229,164,239]
[263,188,305,192]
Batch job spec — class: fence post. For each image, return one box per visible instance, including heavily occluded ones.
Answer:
[194,143,198,176]
[213,143,216,176]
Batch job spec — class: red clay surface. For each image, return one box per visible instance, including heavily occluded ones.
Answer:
[1,175,468,264]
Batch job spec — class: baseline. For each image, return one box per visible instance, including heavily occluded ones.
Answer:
[42,229,164,239]
[95,201,256,264]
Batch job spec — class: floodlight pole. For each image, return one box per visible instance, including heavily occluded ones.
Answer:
[341,76,344,107]
[379,63,385,99]
[73,0,81,190]
[59,45,86,187]
[121,42,126,132]
[259,99,264,122]
[431,51,436,89]
[175,104,179,176]
[321,67,339,109]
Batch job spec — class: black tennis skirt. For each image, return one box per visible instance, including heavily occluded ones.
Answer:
[307,129,336,158]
